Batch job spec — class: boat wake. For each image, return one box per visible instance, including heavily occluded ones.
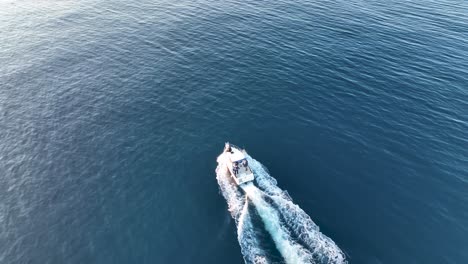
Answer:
[216,152,346,264]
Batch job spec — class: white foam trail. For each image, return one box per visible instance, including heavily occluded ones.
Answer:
[216,153,267,264]
[237,199,269,264]
[216,151,347,264]
[242,183,313,264]
[247,155,347,264]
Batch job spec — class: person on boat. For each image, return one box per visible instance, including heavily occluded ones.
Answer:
[242,159,248,167]
[225,143,232,153]
[233,162,239,175]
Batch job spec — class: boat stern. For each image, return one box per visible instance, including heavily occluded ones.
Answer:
[234,172,255,185]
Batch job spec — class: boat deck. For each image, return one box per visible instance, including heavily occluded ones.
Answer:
[235,163,252,176]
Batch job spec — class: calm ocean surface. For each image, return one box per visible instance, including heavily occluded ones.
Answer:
[1,0,467,263]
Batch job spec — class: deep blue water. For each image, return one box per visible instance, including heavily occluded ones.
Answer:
[1,0,467,263]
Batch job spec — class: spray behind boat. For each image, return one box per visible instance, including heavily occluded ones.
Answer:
[216,143,347,264]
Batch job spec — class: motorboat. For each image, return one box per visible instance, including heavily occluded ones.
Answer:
[222,143,254,185]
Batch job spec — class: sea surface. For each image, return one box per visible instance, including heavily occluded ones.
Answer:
[1,0,467,263]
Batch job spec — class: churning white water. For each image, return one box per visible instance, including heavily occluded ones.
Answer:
[216,151,346,264]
